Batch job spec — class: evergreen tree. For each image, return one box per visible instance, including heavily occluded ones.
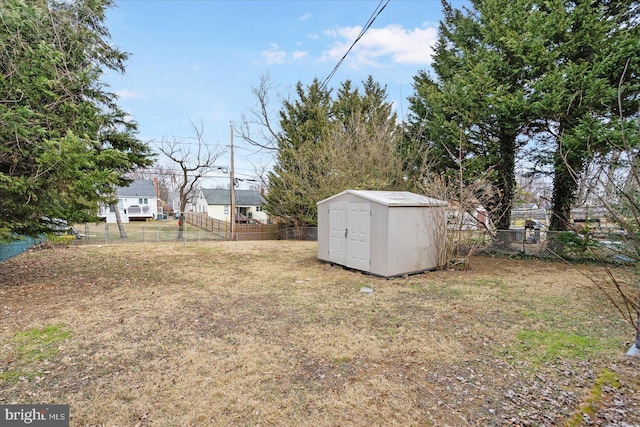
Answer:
[0,0,154,240]
[265,79,333,226]
[404,0,537,229]
[527,0,640,230]
[405,0,639,231]
[265,77,404,226]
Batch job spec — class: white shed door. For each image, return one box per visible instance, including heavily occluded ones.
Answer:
[329,203,347,264]
[328,202,371,272]
[346,203,371,271]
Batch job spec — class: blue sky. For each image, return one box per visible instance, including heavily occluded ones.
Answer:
[104,0,465,189]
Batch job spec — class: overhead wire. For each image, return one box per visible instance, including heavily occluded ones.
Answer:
[319,0,391,90]
[143,1,392,176]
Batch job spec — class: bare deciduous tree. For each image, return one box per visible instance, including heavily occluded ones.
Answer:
[237,72,283,152]
[157,122,226,238]
[417,170,498,270]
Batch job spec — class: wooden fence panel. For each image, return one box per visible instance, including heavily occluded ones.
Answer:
[185,213,278,241]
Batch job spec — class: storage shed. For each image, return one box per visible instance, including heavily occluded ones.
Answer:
[317,190,448,278]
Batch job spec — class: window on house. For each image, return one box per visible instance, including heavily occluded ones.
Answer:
[224,206,229,215]
[109,200,124,213]
[139,198,148,205]
[256,206,263,212]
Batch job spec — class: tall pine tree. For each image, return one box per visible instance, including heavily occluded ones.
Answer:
[0,0,154,239]
[405,0,639,231]
[404,0,539,229]
[265,77,404,226]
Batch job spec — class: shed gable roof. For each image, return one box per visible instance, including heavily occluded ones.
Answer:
[117,180,157,198]
[318,190,447,207]
[201,188,265,206]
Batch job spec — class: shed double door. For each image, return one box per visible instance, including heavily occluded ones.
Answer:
[329,202,371,272]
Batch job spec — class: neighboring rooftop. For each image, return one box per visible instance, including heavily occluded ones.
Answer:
[201,189,265,206]
[116,180,157,198]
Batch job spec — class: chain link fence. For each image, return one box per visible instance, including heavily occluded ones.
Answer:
[464,229,632,263]
[69,222,224,245]
[277,227,318,241]
[68,223,319,245]
[45,221,633,265]
[0,236,46,262]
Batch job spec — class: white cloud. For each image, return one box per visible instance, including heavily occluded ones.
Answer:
[299,12,311,22]
[115,89,143,99]
[322,24,437,68]
[292,50,308,60]
[262,43,286,64]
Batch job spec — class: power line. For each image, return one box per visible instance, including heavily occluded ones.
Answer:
[320,0,391,90]
[130,167,259,180]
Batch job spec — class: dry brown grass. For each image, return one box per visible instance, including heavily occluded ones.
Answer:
[1,241,639,426]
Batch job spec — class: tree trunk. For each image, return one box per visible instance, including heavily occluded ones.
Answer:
[177,212,185,239]
[550,143,581,231]
[484,128,518,231]
[111,204,127,238]
[636,289,640,350]
[494,130,517,231]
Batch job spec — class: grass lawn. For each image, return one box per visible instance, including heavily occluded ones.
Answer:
[1,241,639,426]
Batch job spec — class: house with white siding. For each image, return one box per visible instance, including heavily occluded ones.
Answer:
[201,188,268,223]
[98,179,159,223]
[167,190,208,215]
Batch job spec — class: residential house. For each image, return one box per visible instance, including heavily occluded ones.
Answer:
[447,204,492,231]
[510,204,549,229]
[168,190,209,216]
[168,191,192,214]
[98,179,159,223]
[192,190,209,214]
[571,205,608,224]
[201,188,268,223]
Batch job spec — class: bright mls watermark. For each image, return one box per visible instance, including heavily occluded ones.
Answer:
[1,405,69,426]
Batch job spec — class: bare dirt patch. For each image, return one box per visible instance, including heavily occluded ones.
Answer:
[1,241,639,426]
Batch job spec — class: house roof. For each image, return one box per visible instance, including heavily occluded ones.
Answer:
[167,191,196,202]
[318,190,448,207]
[201,188,265,206]
[117,180,157,198]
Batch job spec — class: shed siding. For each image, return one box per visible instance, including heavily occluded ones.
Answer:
[318,204,330,261]
[369,199,390,276]
[384,207,440,277]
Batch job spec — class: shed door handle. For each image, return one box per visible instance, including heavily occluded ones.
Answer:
[345,228,348,238]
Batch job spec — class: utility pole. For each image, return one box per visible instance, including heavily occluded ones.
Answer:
[229,122,236,241]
